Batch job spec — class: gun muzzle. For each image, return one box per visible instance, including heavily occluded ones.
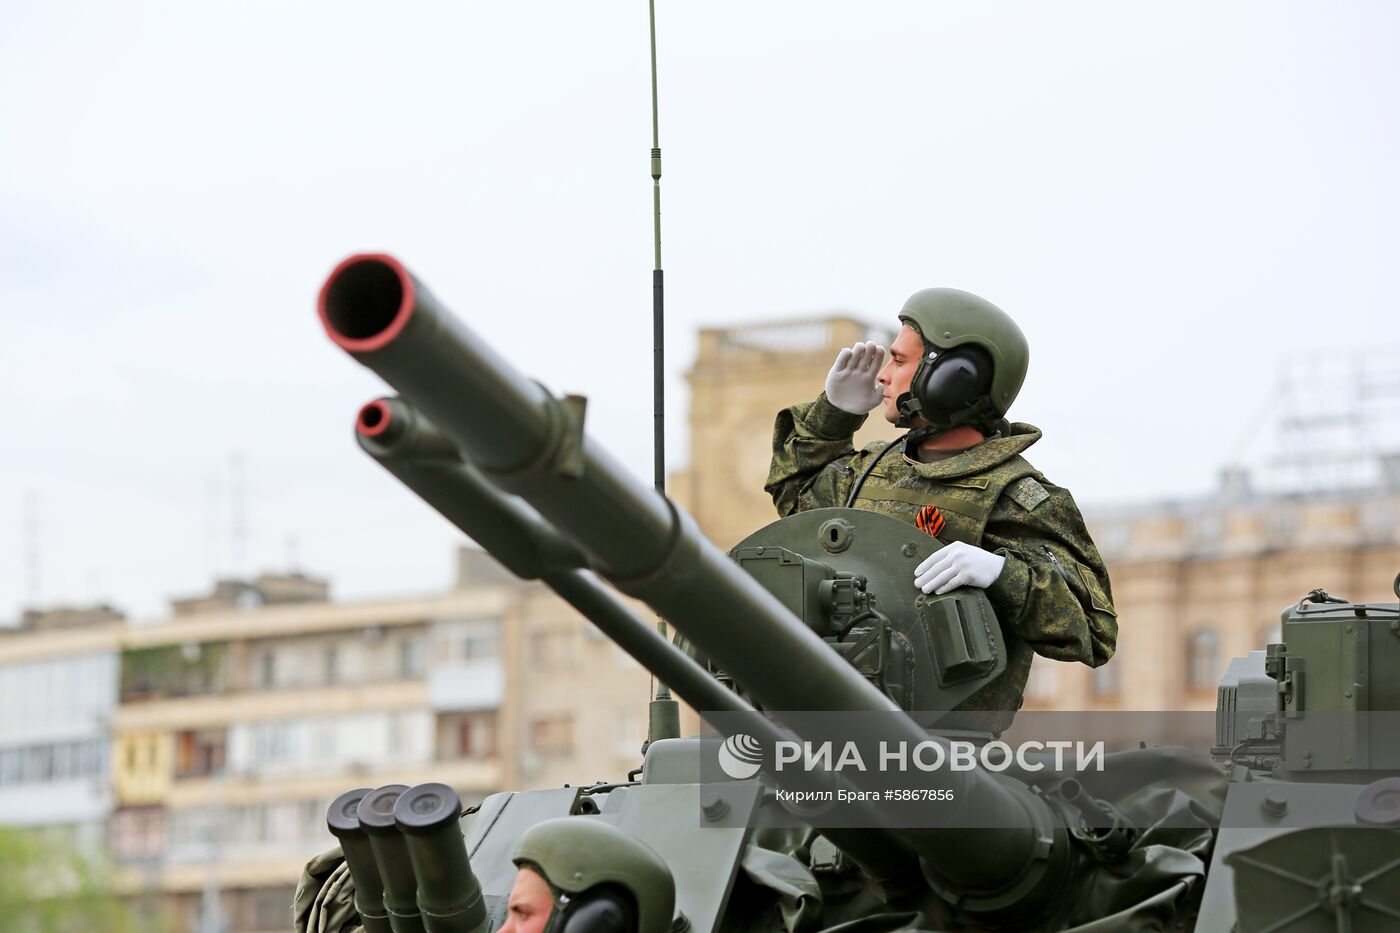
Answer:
[394,783,489,933]
[326,787,394,933]
[360,784,426,933]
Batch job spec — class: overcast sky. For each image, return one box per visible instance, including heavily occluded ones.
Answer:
[2,1,1396,621]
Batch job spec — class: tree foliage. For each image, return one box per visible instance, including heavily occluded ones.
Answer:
[0,826,145,933]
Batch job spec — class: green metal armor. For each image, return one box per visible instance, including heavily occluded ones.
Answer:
[513,819,676,933]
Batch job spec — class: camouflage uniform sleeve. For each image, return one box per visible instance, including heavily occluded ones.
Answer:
[981,482,1117,667]
[293,845,361,933]
[765,393,868,516]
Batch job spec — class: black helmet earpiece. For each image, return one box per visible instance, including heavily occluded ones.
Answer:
[897,344,995,429]
[915,345,993,422]
[555,887,637,933]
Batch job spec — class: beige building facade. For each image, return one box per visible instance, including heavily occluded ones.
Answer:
[1058,487,1400,710]
[669,317,901,551]
[0,558,657,933]
[669,317,1400,713]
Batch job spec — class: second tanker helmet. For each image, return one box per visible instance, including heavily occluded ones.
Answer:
[512,818,676,933]
[895,288,1029,431]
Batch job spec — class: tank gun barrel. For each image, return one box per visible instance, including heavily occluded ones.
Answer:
[321,254,910,717]
[354,395,921,884]
[319,253,1068,914]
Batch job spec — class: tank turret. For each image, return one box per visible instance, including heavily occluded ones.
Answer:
[1198,577,1400,930]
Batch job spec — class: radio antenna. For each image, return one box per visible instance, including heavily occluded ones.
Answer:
[646,0,681,745]
[649,0,665,497]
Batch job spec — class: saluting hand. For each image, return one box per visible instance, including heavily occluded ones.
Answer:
[914,541,1006,594]
[824,341,887,414]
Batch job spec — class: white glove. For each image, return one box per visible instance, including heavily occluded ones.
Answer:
[824,341,887,414]
[914,541,1006,595]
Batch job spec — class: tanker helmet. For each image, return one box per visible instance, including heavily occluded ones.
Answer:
[512,818,676,933]
[896,288,1028,430]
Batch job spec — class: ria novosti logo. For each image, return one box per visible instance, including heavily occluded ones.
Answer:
[717,733,763,779]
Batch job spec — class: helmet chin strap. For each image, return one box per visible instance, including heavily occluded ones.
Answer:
[896,391,1000,434]
[894,391,922,428]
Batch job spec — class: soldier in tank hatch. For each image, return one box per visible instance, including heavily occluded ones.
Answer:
[766,288,1117,711]
[497,819,676,933]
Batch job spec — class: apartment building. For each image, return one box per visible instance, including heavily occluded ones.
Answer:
[0,606,121,856]
[109,574,495,931]
[1,551,656,933]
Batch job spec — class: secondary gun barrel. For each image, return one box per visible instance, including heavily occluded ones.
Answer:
[355,396,750,720]
[326,787,394,933]
[394,784,489,933]
[355,397,587,581]
[319,254,1067,917]
[360,784,426,933]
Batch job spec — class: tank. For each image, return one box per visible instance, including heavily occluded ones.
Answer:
[1197,581,1400,930]
[296,253,1400,933]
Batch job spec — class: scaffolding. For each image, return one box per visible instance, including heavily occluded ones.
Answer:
[1235,348,1400,494]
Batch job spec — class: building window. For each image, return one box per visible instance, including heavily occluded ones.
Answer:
[528,632,549,667]
[1186,513,1224,549]
[0,748,21,786]
[1024,660,1059,704]
[432,619,501,664]
[259,651,277,689]
[31,745,54,782]
[1186,629,1220,690]
[1091,662,1120,697]
[251,722,298,766]
[436,712,497,760]
[1360,504,1397,542]
[614,709,643,758]
[1092,522,1131,560]
[530,716,574,758]
[399,636,427,678]
[528,629,575,670]
[1263,511,1300,547]
[175,729,227,778]
[66,740,97,780]
[111,806,166,862]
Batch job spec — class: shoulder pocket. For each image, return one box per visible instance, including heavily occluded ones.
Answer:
[1074,560,1116,616]
[1007,476,1049,512]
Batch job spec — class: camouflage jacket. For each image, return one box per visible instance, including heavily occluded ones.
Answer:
[765,393,1117,712]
